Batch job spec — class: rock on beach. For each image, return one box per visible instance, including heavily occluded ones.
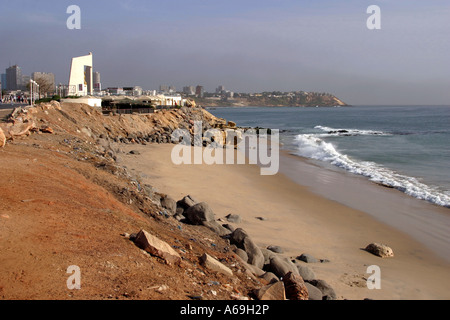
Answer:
[365,243,394,258]
[133,229,181,265]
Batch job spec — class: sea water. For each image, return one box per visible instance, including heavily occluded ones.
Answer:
[209,105,450,209]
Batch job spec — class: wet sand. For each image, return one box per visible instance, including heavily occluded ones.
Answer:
[119,143,450,300]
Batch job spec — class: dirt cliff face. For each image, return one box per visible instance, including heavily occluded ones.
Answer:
[0,102,260,300]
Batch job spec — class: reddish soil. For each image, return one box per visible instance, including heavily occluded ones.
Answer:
[0,133,260,300]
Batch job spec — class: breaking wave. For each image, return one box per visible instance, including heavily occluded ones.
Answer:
[293,134,450,208]
[314,125,390,137]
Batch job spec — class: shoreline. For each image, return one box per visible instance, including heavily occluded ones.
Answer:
[278,149,450,263]
[118,142,450,300]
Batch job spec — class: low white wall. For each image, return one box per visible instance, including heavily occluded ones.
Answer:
[61,98,102,108]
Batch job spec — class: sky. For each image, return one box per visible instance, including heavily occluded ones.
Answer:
[0,0,449,105]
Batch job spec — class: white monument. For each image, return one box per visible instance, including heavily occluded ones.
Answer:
[68,52,93,96]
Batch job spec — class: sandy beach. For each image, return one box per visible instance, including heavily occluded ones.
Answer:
[119,143,450,300]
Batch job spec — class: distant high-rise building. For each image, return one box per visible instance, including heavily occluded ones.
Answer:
[1,74,7,90]
[216,85,225,94]
[159,85,169,93]
[93,71,101,92]
[196,85,204,97]
[6,65,22,91]
[183,86,195,95]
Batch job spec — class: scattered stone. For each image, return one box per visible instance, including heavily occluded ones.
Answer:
[305,283,323,301]
[200,253,233,277]
[308,279,337,300]
[128,150,141,155]
[133,229,181,265]
[157,285,169,292]
[268,256,299,279]
[267,245,283,254]
[365,243,394,258]
[40,126,54,134]
[233,253,264,279]
[202,220,231,237]
[185,202,215,225]
[254,281,286,300]
[282,272,309,300]
[295,263,316,282]
[160,195,177,215]
[177,195,198,210]
[234,248,248,263]
[261,272,279,285]
[297,253,319,263]
[225,214,242,223]
[229,228,265,269]
[222,223,236,232]
[255,217,267,221]
[260,248,277,266]
[50,100,61,110]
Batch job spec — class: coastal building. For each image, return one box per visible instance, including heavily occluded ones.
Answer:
[107,87,124,95]
[216,85,225,94]
[68,52,94,96]
[162,94,183,107]
[183,86,196,95]
[1,74,7,90]
[196,85,204,98]
[93,71,101,93]
[6,65,22,91]
[123,86,143,96]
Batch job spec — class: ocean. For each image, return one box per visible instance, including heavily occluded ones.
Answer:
[209,105,450,260]
[209,105,450,209]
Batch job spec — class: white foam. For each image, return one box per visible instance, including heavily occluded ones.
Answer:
[314,125,389,137]
[293,134,450,208]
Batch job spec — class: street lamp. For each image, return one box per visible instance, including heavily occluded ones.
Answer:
[30,79,39,105]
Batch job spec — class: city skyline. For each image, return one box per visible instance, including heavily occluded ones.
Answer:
[0,0,449,105]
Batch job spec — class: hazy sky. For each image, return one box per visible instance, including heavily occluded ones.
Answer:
[0,0,449,105]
